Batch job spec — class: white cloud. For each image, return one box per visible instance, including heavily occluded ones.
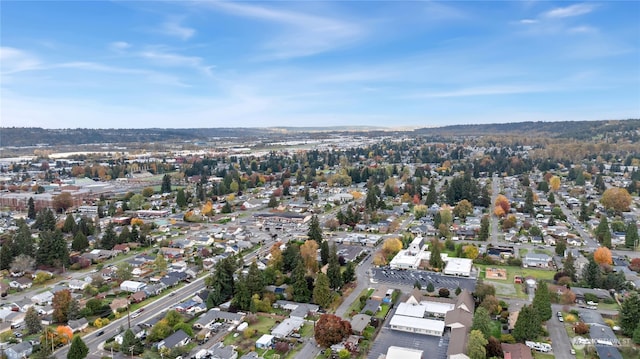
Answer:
[568,26,598,34]
[0,47,42,74]
[160,18,196,40]
[543,4,595,18]
[423,1,467,20]
[138,49,213,76]
[519,19,538,24]
[109,41,132,52]
[204,1,364,59]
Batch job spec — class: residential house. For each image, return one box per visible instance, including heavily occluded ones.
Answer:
[274,300,319,320]
[120,280,146,293]
[208,343,238,359]
[350,314,371,335]
[5,342,33,359]
[68,318,89,333]
[193,309,245,329]
[9,277,32,290]
[256,334,275,349]
[110,298,129,314]
[31,291,54,305]
[501,343,533,359]
[271,317,304,338]
[69,279,89,291]
[115,324,146,345]
[131,290,147,303]
[157,329,190,350]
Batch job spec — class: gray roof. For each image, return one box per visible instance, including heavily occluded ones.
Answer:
[162,329,190,348]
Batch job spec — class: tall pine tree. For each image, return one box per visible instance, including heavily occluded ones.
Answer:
[532,281,552,321]
[327,244,343,290]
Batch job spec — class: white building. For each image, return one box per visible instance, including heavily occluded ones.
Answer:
[120,280,146,293]
[389,315,445,336]
[443,258,473,277]
[386,346,423,359]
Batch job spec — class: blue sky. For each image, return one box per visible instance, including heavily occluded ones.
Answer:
[1,1,639,129]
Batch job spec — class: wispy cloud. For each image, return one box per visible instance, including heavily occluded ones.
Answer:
[407,85,555,98]
[568,26,598,34]
[109,41,132,52]
[543,3,596,18]
[202,1,364,59]
[159,18,196,40]
[0,47,42,74]
[423,1,467,20]
[138,48,213,76]
[518,19,538,24]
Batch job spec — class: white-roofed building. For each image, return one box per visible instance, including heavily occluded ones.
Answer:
[389,315,445,336]
[443,257,474,277]
[395,302,428,318]
[423,301,455,318]
[386,346,423,359]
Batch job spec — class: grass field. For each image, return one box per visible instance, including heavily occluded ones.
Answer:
[475,264,556,299]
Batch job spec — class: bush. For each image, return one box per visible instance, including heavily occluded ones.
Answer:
[565,314,577,323]
[574,322,589,335]
[507,257,523,266]
[500,334,516,343]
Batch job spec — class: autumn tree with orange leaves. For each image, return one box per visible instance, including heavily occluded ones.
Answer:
[594,247,612,266]
[300,240,319,275]
[494,194,510,217]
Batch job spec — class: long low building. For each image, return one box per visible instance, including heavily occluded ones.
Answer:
[389,315,445,336]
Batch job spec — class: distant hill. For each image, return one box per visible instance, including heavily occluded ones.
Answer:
[413,119,640,139]
[1,120,638,147]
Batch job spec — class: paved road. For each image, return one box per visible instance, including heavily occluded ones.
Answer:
[490,174,501,245]
[549,304,575,359]
[55,275,209,358]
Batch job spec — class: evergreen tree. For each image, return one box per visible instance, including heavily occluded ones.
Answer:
[100,223,117,250]
[320,240,330,265]
[292,261,311,302]
[425,180,437,206]
[532,281,552,321]
[625,221,639,249]
[547,192,555,204]
[478,216,490,241]
[582,257,600,288]
[308,215,323,244]
[28,197,36,219]
[327,244,343,290]
[471,307,492,339]
[62,214,76,233]
[67,298,80,321]
[467,330,488,359]
[0,239,13,270]
[33,208,56,231]
[579,201,590,222]
[120,329,144,355]
[161,174,172,193]
[71,231,89,252]
[313,273,333,308]
[118,226,130,244]
[619,292,640,337]
[564,252,576,281]
[429,239,444,270]
[555,239,567,256]
[232,277,252,311]
[36,230,70,267]
[25,306,42,334]
[595,216,610,244]
[342,262,356,284]
[13,219,36,257]
[176,188,187,208]
[547,215,556,226]
[427,282,435,293]
[268,194,278,208]
[246,261,265,296]
[524,188,535,216]
[513,305,541,342]
[67,335,89,359]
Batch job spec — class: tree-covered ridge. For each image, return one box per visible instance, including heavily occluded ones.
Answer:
[414,119,639,140]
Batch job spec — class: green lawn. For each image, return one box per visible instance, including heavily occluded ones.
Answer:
[597,301,619,311]
[375,304,391,319]
[476,264,556,283]
[346,288,374,317]
[533,353,555,359]
[223,316,277,349]
[489,320,502,338]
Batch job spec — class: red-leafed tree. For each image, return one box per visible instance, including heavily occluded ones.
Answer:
[314,314,352,348]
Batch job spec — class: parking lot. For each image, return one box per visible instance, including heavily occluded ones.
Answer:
[367,327,449,359]
[371,268,476,292]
